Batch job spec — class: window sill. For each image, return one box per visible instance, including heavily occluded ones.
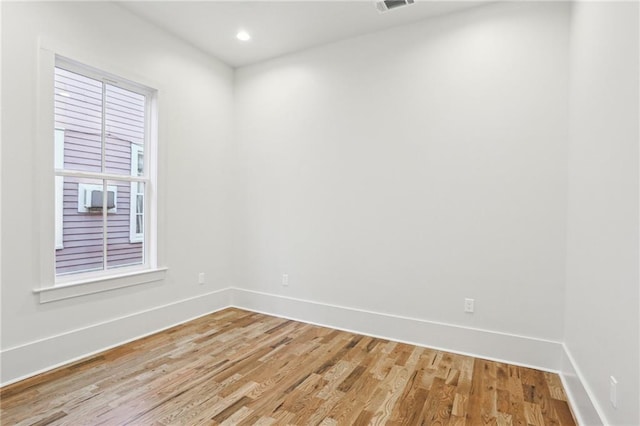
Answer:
[33,267,168,303]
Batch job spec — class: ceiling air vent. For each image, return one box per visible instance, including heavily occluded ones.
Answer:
[376,0,415,13]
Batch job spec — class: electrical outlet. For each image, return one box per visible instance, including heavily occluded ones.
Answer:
[198,272,205,285]
[464,298,475,313]
[610,376,618,408]
[282,274,289,287]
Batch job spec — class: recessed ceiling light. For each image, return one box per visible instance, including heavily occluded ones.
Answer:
[236,30,251,42]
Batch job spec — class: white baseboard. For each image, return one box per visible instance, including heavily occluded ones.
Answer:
[230,288,564,373]
[559,344,606,426]
[0,288,233,387]
[1,285,603,426]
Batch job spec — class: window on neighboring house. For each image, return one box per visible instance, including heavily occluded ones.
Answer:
[54,57,156,280]
[130,144,144,243]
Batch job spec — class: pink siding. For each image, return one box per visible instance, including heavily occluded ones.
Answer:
[55,67,144,275]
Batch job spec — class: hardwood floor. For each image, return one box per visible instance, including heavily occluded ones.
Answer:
[0,308,576,425]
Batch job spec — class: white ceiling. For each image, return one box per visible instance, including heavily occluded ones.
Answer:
[118,1,485,68]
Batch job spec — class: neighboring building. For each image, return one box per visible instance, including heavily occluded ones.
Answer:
[54,66,144,275]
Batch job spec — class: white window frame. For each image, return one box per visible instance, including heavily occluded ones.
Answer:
[33,44,166,303]
[129,144,144,243]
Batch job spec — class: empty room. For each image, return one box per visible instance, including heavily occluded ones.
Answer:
[0,0,638,425]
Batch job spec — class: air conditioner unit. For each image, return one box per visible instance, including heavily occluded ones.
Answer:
[86,189,116,210]
[77,183,117,213]
[375,0,415,13]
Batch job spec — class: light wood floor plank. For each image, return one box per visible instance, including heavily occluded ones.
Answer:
[0,308,577,425]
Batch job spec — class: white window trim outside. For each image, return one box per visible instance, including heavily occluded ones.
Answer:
[36,41,165,303]
[130,144,144,243]
[54,128,64,250]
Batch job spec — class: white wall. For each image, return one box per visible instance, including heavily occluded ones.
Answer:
[565,2,640,425]
[235,2,570,342]
[0,2,235,383]
[3,2,638,424]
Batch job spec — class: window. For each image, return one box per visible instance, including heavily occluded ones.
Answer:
[53,57,156,280]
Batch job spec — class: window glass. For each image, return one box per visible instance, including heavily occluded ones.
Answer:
[56,177,105,276]
[105,84,146,176]
[54,61,153,279]
[54,67,103,173]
